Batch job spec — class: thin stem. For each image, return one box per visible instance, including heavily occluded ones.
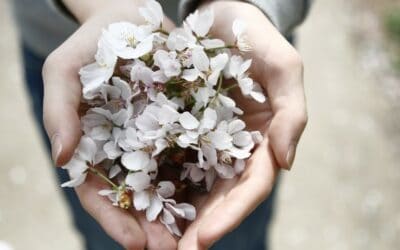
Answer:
[224,83,239,91]
[208,74,224,107]
[88,167,118,189]
[155,28,169,36]
[205,45,236,53]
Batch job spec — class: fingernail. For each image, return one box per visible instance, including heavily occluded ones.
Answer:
[51,134,62,165]
[286,144,296,170]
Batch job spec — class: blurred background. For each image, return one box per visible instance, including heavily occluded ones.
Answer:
[0,0,399,249]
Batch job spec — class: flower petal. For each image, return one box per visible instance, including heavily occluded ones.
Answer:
[134,190,150,210]
[125,171,151,191]
[146,195,163,221]
[179,112,200,130]
[121,151,150,171]
[157,181,176,198]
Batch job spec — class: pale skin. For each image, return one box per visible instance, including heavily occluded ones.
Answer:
[42,0,307,249]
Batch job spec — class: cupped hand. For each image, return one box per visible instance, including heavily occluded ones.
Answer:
[179,2,307,249]
[42,2,177,249]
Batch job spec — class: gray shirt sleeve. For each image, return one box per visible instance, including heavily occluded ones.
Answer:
[179,0,312,36]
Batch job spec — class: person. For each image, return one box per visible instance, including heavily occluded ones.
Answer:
[11,0,310,249]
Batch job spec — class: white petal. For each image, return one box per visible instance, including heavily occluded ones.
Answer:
[205,168,216,191]
[182,68,200,81]
[103,141,122,160]
[121,151,150,171]
[200,38,225,49]
[98,189,115,196]
[61,173,87,188]
[134,190,150,210]
[190,166,205,182]
[234,159,246,174]
[251,131,263,144]
[179,112,200,130]
[228,119,246,134]
[207,131,233,150]
[125,171,151,191]
[233,131,253,147]
[146,195,163,221]
[158,105,180,125]
[250,90,266,103]
[192,48,210,72]
[108,164,122,179]
[173,203,196,220]
[232,19,246,38]
[218,94,236,108]
[152,139,168,157]
[199,108,217,132]
[215,163,236,179]
[228,147,251,159]
[77,136,97,163]
[157,181,175,198]
[210,53,229,72]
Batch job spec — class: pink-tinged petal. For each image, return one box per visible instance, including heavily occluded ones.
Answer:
[192,48,210,72]
[146,195,163,221]
[215,163,236,179]
[228,119,246,134]
[208,131,233,150]
[134,190,150,210]
[108,164,122,179]
[233,131,253,147]
[121,151,150,171]
[179,112,200,130]
[77,136,97,163]
[125,171,151,191]
[157,181,176,198]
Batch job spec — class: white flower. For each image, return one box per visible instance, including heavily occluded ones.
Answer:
[81,107,131,141]
[225,55,266,103]
[130,60,154,86]
[105,22,154,59]
[79,36,117,99]
[166,27,197,51]
[185,9,214,37]
[61,136,99,187]
[139,0,163,29]
[153,50,181,77]
[232,19,251,52]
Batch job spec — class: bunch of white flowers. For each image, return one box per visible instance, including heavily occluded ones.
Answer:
[61,0,266,236]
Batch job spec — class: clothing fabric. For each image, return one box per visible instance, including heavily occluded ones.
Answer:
[22,42,279,250]
[10,0,310,58]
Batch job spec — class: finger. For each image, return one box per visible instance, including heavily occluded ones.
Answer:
[258,47,307,170]
[42,51,82,166]
[132,211,178,250]
[76,174,146,250]
[197,140,279,248]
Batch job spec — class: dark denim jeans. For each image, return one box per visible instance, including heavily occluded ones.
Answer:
[22,45,277,250]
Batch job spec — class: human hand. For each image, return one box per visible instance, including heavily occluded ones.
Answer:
[42,1,178,249]
[178,1,307,249]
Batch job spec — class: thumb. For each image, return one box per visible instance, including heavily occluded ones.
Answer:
[268,108,307,170]
[42,53,82,166]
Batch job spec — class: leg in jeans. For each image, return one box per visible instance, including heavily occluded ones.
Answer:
[21,45,123,250]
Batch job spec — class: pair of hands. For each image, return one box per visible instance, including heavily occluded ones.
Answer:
[42,1,307,249]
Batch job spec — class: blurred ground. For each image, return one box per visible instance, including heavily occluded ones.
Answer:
[0,0,399,250]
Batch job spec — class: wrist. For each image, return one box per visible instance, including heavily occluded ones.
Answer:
[61,0,146,23]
